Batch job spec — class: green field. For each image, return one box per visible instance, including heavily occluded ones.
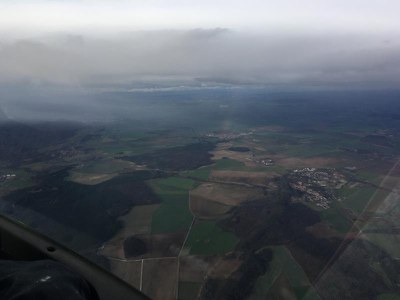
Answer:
[178,282,202,300]
[320,202,353,233]
[364,233,400,258]
[181,166,213,180]
[71,159,136,174]
[97,143,133,155]
[253,132,341,158]
[214,158,246,170]
[339,185,378,215]
[356,171,384,186]
[184,220,238,255]
[213,158,277,172]
[0,169,35,191]
[90,126,197,157]
[247,246,316,300]
[271,143,341,158]
[378,293,400,300]
[149,177,195,234]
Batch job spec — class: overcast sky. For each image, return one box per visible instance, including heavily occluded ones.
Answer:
[0,0,400,88]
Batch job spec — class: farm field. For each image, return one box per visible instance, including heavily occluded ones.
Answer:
[1,91,400,300]
[184,220,238,256]
[148,177,195,234]
[248,246,317,300]
[142,258,178,300]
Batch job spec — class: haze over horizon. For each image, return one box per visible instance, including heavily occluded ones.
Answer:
[0,0,400,90]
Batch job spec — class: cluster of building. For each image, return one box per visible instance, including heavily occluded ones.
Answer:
[50,147,81,160]
[256,158,274,166]
[289,168,347,209]
[204,131,253,141]
[0,173,16,183]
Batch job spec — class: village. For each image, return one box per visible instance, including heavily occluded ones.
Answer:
[204,131,254,141]
[0,173,16,183]
[288,167,347,209]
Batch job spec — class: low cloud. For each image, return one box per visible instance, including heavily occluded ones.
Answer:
[0,29,400,88]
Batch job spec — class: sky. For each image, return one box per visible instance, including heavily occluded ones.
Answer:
[0,0,400,89]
